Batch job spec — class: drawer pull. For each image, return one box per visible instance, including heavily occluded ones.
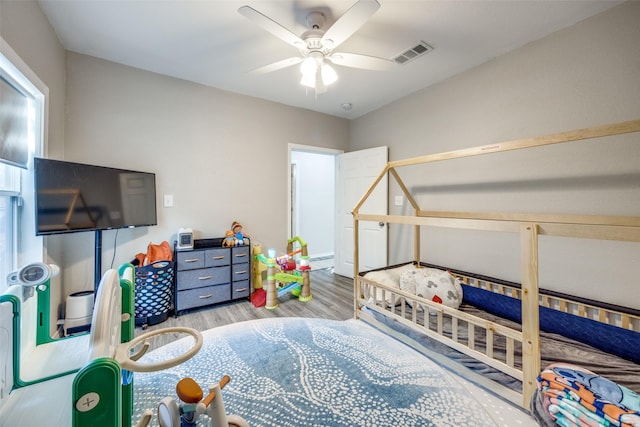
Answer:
[235,253,247,257]
[199,275,213,280]
[235,270,248,274]
[210,256,225,260]
[199,294,213,299]
[184,258,200,263]
[235,288,247,292]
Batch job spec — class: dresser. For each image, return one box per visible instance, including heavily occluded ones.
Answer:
[174,238,251,314]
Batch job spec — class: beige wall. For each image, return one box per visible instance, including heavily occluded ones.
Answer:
[1,0,67,323]
[350,2,640,308]
[60,53,349,295]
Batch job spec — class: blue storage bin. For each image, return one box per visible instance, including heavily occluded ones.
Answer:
[135,260,174,327]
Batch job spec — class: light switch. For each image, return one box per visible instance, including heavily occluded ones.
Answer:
[394,195,403,206]
[163,194,174,207]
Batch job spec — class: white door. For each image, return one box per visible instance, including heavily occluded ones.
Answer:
[334,146,388,278]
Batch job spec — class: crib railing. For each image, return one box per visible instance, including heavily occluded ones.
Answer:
[453,273,640,332]
[355,275,525,383]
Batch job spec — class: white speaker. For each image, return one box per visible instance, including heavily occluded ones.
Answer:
[177,228,194,250]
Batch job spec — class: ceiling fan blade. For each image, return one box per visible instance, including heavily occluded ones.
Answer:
[238,5,305,49]
[321,0,380,50]
[328,52,393,71]
[250,57,303,74]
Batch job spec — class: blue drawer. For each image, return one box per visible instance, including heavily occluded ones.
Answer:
[177,284,231,311]
[177,266,230,291]
[176,250,205,270]
[231,263,250,282]
[231,246,250,264]
[205,248,230,267]
[232,280,250,299]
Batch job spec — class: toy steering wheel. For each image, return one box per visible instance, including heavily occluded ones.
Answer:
[114,326,203,373]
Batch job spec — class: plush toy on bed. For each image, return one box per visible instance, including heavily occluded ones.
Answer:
[399,267,463,310]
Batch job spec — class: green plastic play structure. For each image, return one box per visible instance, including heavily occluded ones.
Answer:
[255,236,312,310]
[0,263,203,426]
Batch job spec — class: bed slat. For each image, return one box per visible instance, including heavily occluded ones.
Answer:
[356,277,523,383]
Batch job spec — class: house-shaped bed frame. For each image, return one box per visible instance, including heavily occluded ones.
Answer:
[352,119,640,408]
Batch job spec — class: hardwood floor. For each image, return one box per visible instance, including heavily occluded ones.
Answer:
[136,268,354,349]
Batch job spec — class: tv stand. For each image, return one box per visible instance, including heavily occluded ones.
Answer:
[94,229,102,291]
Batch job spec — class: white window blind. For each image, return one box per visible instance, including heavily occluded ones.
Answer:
[0,73,32,169]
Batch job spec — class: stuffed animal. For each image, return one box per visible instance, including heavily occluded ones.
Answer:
[231,221,247,245]
[222,230,235,247]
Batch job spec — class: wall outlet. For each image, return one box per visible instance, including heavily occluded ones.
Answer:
[394,195,403,206]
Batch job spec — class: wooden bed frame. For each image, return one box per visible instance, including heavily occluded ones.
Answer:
[352,119,640,408]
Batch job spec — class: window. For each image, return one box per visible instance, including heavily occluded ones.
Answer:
[1,74,31,169]
[1,40,45,290]
[0,165,20,285]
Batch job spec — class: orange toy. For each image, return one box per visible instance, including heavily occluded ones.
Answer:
[177,377,203,403]
[176,377,204,426]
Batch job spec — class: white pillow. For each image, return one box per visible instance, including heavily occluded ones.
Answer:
[399,268,463,309]
[363,264,418,306]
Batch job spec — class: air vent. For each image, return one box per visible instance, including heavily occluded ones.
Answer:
[393,41,433,65]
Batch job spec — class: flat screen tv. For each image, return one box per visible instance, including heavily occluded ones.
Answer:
[34,158,157,236]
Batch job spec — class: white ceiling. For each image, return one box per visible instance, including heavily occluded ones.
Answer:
[38,0,621,119]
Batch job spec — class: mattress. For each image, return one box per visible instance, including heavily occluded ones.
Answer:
[361,264,640,394]
[462,304,640,393]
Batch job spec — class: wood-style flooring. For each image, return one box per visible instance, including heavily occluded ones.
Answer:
[135,268,354,350]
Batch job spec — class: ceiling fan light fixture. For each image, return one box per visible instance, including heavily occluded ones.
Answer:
[300,55,337,93]
[321,63,338,86]
[300,56,317,78]
[300,73,316,89]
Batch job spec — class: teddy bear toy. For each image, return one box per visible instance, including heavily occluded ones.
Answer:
[222,230,235,247]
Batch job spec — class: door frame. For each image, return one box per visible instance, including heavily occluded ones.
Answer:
[287,143,343,247]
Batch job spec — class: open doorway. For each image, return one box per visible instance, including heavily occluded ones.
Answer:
[288,144,342,270]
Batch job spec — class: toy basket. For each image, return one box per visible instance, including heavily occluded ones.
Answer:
[134,260,174,327]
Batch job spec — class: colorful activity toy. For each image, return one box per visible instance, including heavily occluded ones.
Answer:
[254,236,312,310]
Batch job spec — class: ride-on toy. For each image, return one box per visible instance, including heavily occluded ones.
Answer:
[157,375,248,427]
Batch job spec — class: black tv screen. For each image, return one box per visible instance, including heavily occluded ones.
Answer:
[34,158,157,235]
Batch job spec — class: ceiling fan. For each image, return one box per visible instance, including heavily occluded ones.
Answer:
[238,0,393,95]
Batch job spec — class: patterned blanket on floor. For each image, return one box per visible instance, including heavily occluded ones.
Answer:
[133,318,500,426]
